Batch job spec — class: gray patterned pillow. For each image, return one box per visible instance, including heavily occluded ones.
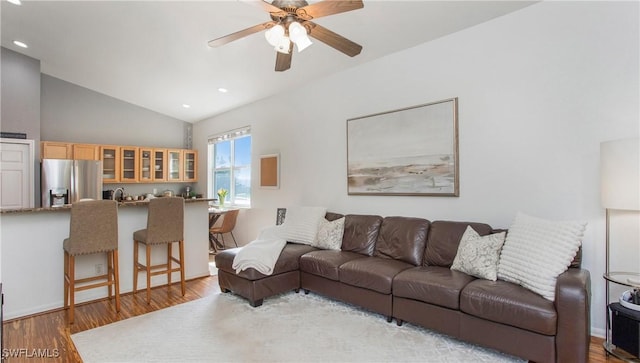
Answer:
[313,217,345,250]
[451,226,506,281]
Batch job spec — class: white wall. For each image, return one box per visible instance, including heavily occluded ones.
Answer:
[193,1,639,335]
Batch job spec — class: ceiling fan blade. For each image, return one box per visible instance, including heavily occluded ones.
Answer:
[296,0,363,20]
[306,22,362,57]
[239,0,287,18]
[208,21,276,48]
[275,44,293,72]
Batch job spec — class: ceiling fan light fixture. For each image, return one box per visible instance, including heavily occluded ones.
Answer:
[265,24,285,47]
[288,22,312,52]
[275,36,291,54]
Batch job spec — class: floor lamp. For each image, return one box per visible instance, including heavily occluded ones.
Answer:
[600,137,640,358]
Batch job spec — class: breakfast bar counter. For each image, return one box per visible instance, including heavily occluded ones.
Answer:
[0,198,212,320]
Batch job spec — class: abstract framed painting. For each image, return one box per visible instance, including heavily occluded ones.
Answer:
[346,98,459,196]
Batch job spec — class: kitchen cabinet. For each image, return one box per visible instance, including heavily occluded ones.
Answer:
[153,149,167,182]
[167,149,182,182]
[42,140,196,183]
[120,146,139,182]
[41,142,72,159]
[183,150,197,182]
[72,144,99,160]
[100,145,120,183]
[139,148,153,182]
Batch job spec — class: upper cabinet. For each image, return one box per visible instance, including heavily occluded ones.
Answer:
[139,148,153,183]
[120,146,139,183]
[72,144,99,160]
[43,140,196,183]
[100,145,120,183]
[153,149,167,182]
[41,141,72,159]
[167,149,182,182]
[183,150,197,182]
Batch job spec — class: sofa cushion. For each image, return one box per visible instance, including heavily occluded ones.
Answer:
[497,212,586,300]
[339,257,413,294]
[313,217,345,250]
[374,217,430,266]
[424,221,493,267]
[393,266,475,309]
[340,214,383,256]
[215,243,317,281]
[279,206,327,245]
[460,279,557,335]
[451,226,506,281]
[299,250,365,281]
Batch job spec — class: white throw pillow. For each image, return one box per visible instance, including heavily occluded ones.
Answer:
[497,212,586,301]
[280,206,327,245]
[451,226,506,281]
[313,217,345,250]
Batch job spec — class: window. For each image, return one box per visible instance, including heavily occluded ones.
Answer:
[208,127,252,207]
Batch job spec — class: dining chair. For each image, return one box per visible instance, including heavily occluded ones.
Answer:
[210,209,239,249]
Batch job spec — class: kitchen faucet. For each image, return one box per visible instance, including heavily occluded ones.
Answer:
[113,187,125,201]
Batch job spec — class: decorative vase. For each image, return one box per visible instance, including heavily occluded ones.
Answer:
[218,195,225,207]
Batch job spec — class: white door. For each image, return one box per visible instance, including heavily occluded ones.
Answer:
[0,139,34,209]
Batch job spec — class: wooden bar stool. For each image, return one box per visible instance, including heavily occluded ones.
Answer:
[133,197,185,304]
[63,200,120,324]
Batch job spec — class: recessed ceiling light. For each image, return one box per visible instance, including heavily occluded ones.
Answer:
[182,104,191,108]
[218,88,228,93]
[13,40,28,48]
[7,0,21,5]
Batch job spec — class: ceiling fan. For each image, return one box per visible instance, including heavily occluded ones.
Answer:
[208,0,364,72]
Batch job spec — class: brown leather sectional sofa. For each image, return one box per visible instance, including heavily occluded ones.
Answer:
[215,213,591,363]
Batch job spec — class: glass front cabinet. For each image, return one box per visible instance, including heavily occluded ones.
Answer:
[153,149,166,182]
[183,150,197,182]
[100,145,120,183]
[167,149,182,182]
[139,148,153,182]
[120,146,139,182]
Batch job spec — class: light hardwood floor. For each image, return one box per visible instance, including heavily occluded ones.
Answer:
[2,275,625,363]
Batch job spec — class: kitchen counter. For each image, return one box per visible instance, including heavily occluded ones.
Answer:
[0,197,211,320]
[0,197,215,214]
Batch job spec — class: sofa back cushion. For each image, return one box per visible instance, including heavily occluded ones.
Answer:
[424,221,492,267]
[374,217,430,266]
[341,214,383,256]
[325,212,345,222]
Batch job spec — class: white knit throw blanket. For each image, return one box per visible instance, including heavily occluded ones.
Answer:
[231,238,286,275]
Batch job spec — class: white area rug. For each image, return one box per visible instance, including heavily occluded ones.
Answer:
[72,292,525,363]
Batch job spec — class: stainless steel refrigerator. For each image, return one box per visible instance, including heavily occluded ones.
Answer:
[41,159,103,207]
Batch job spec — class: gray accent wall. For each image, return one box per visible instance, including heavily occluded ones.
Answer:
[1,47,41,140]
[41,74,187,148]
[1,47,42,205]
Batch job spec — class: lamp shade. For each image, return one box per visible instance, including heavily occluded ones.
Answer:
[265,24,285,47]
[600,137,640,210]
[289,22,312,52]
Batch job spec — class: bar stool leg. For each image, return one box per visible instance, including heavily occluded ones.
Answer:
[167,243,172,287]
[107,252,113,299]
[69,255,75,324]
[64,251,69,310]
[112,250,121,312]
[133,240,139,295]
[146,244,152,304]
[179,240,185,296]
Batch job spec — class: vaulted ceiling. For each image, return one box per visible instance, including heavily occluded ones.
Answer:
[1,1,534,122]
